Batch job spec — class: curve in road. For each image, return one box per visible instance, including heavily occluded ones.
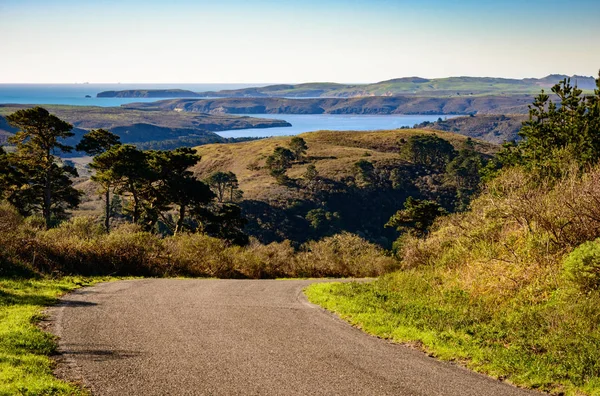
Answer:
[48,279,537,395]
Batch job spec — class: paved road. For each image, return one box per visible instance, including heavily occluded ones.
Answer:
[48,279,536,395]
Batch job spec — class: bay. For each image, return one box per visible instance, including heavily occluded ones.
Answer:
[217,114,455,138]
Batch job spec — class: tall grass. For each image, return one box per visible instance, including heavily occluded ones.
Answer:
[0,204,397,279]
[307,165,600,395]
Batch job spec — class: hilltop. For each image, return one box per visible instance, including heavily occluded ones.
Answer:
[98,74,597,98]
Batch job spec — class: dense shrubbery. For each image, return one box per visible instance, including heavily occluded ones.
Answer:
[309,165,600,393]
[0,205,396,278]
[563,239,600,293]
[307,74,600,394]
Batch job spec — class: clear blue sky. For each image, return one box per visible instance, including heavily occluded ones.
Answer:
[1,0,599,83]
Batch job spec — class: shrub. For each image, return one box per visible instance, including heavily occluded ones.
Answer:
[298,232,398,277]
[0,201,398,279]
[563,239,600,293]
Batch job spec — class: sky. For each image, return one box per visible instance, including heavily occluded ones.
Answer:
[1,0,599,83]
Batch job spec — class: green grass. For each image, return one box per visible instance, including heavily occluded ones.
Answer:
[0,276,113,395]
[305,276,600,395]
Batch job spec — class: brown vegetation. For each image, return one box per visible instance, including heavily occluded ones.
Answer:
[0,203,396,278]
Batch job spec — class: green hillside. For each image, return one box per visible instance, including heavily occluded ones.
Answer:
[191,129,496,244]
[98,74,597,99]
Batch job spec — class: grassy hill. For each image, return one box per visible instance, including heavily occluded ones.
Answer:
[127,95,534,115]
[191,129,496,244]
[193,129,495,200]
[99,74,597,98]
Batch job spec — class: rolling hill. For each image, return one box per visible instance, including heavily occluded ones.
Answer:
[98,74,597,98]
[125,95,534,115]
[190,129,497,244]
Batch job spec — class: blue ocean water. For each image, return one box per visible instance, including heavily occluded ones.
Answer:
[217,114,454,138]
[0,85,454,137]
[0,83,255,107]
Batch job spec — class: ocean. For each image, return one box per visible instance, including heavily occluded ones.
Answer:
[0,84,453,137]
[0,83,253,107]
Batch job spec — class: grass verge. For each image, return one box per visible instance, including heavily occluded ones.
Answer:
[0,276,112,395]
[305,277,600,396]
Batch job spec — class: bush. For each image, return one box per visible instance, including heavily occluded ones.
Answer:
[0,203,397,279]
[563,239,600,293]
[298,232,398,277]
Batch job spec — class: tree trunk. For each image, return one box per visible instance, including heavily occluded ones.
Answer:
[175,205,186,235]
[131,184,140,224]
[104,188,111,233]
[43,156,52,229]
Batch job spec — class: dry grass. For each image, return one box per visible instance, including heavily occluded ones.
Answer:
[306,165,600,394]
[0,206,397,279]
[192,129,496,201]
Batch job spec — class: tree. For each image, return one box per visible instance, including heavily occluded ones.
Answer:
[75,129,121,155]
[0,146,12,198]
[94,144,151,224]
[305,208,340,235]
[148,148,214,234]
[303,164,319,181]
[446,146,484,210]
[289,137,308,161]
[353,159,376,187]
[77,129,121,232]
[196,203,249,245]
[6,107,80,228]
[206,171,240,203]
[265,147,295,184]
[506,73,600,175]
[399,135,456,171]
[386,197,446,236]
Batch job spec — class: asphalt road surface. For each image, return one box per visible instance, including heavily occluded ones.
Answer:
[48,279,537,395]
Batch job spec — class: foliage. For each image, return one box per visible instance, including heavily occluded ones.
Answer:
[563,239,600,293]
[399,134,456,171]
[205,171,241,203]
[4,107,81,228]
[265,146,295,184]
[289,136,308,160]
[145,148,214,234]
[308,163,600,395]
[93,144,151,224]
[352,159,376,187]
[75,128,120,155]
[0,211,395,279]
[445,141,485,210]
[197,203,249,246]
[494,73,600,178]
[193,130,492,245]
[303,164,319,182]
[386,197,446,236]
[305,208,340,235]
[77,129,121,232]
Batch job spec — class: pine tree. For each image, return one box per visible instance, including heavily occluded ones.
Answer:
[77,129,121,232]
[6,107,80,228]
